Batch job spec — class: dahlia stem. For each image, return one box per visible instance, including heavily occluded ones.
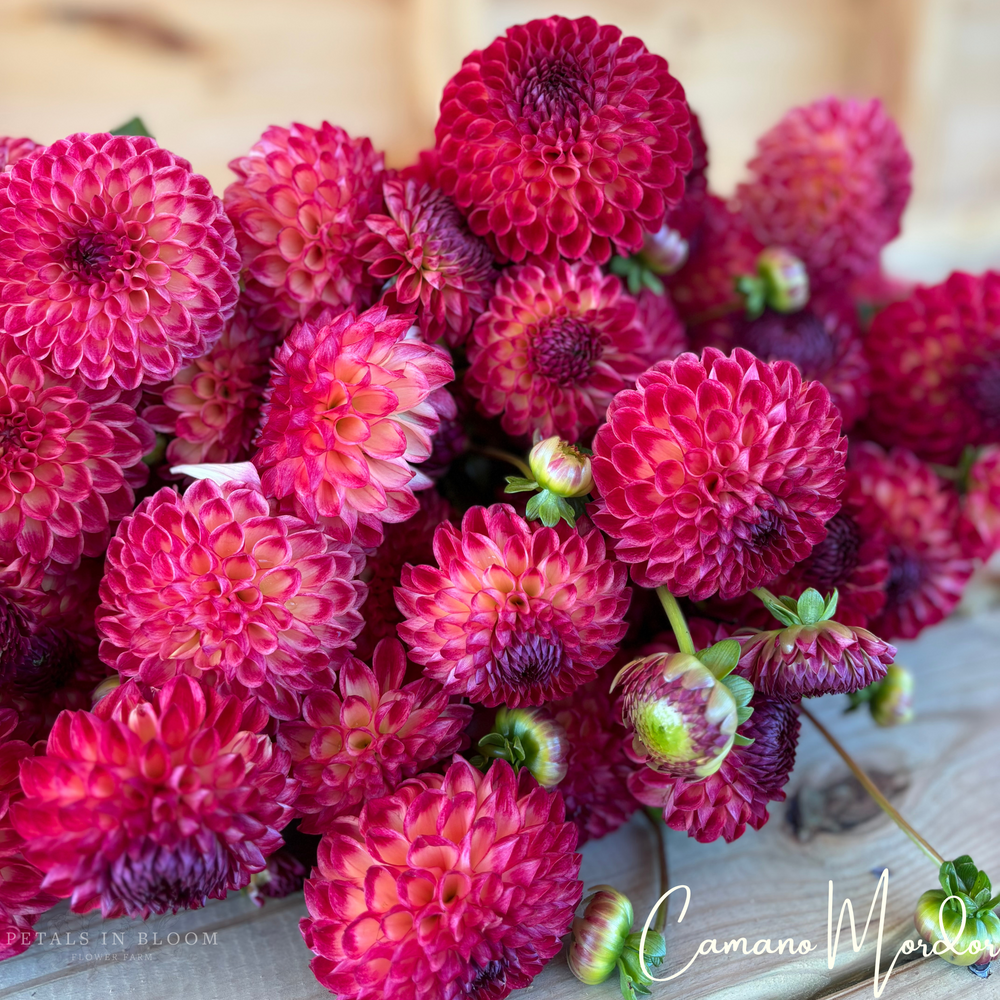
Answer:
[800,705,945,868]
[656,588,695,655]
[750,586,781,606]
[472,445,532,479]
[645,808,670,934]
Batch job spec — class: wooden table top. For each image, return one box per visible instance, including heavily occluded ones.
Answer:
[2,609,1000,1000]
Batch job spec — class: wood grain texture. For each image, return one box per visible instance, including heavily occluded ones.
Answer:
[2,609,1000,999]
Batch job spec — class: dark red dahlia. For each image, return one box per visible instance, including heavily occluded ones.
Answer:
[864,271,1000,465]
[590,348,847,599]
[634,287,688,368]
[300,758,582,1000]
[435,15,692,264]
[851,443,974,640]
[357,177,497,346]
[0,136,38,170]
[960,445,1000,559]
[225,122,385,331]
[13,676,297,918]
[248,848,306,906]
[0,132,240,390]
[277,638,471,833]
[628,695,799,843]
[396,505,630,707]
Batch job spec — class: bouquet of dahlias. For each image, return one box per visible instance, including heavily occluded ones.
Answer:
[2,12,1000,997]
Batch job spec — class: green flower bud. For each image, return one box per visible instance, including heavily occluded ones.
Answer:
[476,707,568,787]
[869,664,914,727]
[757,246,810,312]
[568,886,635,985]
[528,437,594,498]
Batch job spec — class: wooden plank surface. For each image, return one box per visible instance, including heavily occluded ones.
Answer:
[2,607,1000,998]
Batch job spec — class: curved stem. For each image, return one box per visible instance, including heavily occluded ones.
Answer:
[750,586,781,606]
[644,808,670,933]
[471,444,532,479]
[801,705,945,868]
[656,588,695,655]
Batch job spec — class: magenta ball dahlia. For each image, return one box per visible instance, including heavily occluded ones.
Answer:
[466,259,680,441]
[96,477,366,720]
[0,132,240,390]
[864,271,1000,465]
[0,342,153,566]
[0,136,38,170]
[254,304,454,533]
[396,505,630,707]
[961,445,1000,559]
[851,443,974,640]
[13,675,297,918]
[278,638,471,834]
[736,97,911,288]
[357,177,497,346]
[590,347,847,599]
[434,15,692,264]
[300,757,582,1000]
[225,122,385,331]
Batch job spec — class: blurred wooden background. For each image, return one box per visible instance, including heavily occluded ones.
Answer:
[1,0,999,281]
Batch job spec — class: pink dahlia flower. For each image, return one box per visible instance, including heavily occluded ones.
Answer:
[0,342,152,566]
[96,478,366,720]
[358,177,497,346]
[736,97,911,288]
[961,445,1000,559]
[466,260,682,441]
[634,286,688,368]
[628,695,799,843]
[590,348,846,599]
[852,443,974,639]
[0,132,239,390]
[278,638,471,833]
[13,675,297,918]
[225,122,385,331]
[435,15,692,264]
[300,757,582,1000]
[0,136,38,171]
[254,304,453,532]
[397,505,630,707]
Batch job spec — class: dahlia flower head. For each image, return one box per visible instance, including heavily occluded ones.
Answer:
[736,97,912,288]
[396,504,630,707]
[0,708,58,959]
[225,122,385,331]
[434,15,692,264]
[300,757,582,1000]
[143,303,278,468]
[96,476,366,720]
[590,347,847,599]
[864,271,1000,465]
[253,304,454,534]
[628,694,799,843]
[851,443,974,640]
[466,259,684,441]
[13,675,297,919]
[0,339,153,566]
[0,136,38,171]
[278,638,471,834]
[357,176,497,346]
[961,445,1000,559]
[0,132,240,390]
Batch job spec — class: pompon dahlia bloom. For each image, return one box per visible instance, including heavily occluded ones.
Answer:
[0,136,38,170]
[300,757,582,1000]
[0,342,153,566]
[634,287,688,368]
[852,443,974,640]
[96,478,366,720]
[628,695,799,843]
[0,132,240,390]
[961,445,1000,558]
[466,260,678,440]
[278,638,471,833]
[434,15,692,264]
[225,122,385,329]
[864,271,1000,465]
[357,177,497,346]
[1,554,104,640]
[736,97,911,287]
[13,675,297,918]
[396,505,630,707]
[590,348,847,599]
[143,305,278,467]
[0,708,58,959]
[254,304,454,531]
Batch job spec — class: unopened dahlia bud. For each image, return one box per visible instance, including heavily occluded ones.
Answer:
[476,707,569,787]
[614,652,738,779]
[529,437,594,498]
[869,664,914,727]
[568,886,634,985]
[639,224,690,276]
[757,247,810,312]
[915,856,1000,967]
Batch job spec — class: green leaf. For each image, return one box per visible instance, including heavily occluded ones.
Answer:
[822,589,840,622]
[733,733,756,747]
[504,476,539,494]
[625,930,665,960]
[736,705,755,725]
[755,591,800,627]
[721,674,754,709]
[736,274,766,319]
[984,894,1000,912]
[641,271,665,295]
[526,491,576,527]
[111,116,153,137]
[698,639,741,679]
[955,856,980,894]
[477,733,507,749]
[972,870,992,901]
[795,588,826,625]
